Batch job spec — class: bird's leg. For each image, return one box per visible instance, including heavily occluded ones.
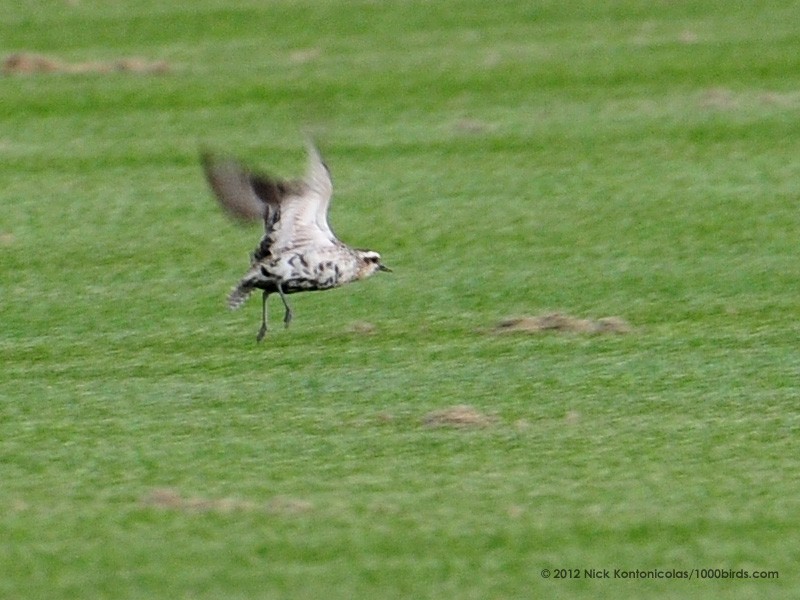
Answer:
[256,291,269,342]
[276,283,293,328]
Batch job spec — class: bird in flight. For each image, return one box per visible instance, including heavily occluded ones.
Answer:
[201,140,390,341]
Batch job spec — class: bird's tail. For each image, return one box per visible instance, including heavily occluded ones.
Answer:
[228,281,255,310]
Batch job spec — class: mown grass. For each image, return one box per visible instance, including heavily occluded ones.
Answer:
[2,1,800,598]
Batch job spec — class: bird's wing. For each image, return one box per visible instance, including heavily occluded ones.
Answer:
[202,142,337,253]
[257,141,337,252]
[201,152,267,222]
[302,139,335,242]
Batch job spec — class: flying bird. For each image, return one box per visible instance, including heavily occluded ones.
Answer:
[201,140,390,341]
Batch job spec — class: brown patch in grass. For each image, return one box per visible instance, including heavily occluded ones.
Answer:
[699,87,737,110]
[140,488,311,515]
[422,405,496,429]
[696,88,800,111]
[2,53,61,74]
[758,91,800,107]
[373,410,395,424]
[482,50,503,68]
[0,232,15,246]
[452,118,493,134]
[513,418,531,431]
[346,320,376,334]
[492,313,631,335]
[288,48,321,64]
[3,52,170,76]
[111,57,171,74]
[266,496,314,515]
[632,24,700,47]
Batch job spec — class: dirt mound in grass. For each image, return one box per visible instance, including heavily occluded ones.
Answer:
[422,405,496,429]
[492,313,631,335]
[2,52,170,75]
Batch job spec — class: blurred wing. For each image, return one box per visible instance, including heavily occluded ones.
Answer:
[201,142,336,252]
[200,152,266,222]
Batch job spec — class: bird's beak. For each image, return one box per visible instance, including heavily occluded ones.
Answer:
[379,264,392,273]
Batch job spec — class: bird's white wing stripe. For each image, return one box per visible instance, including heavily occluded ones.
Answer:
[305,140,335,240]
[270,141,336,251]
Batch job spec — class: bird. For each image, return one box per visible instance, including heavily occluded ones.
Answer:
[201,140,391,341]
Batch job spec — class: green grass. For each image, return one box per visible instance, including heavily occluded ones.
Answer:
[2,1,800,597]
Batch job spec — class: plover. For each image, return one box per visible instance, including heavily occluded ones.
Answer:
[201,140,390,341]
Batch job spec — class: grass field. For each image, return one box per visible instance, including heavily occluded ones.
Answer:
[2,1,800,598]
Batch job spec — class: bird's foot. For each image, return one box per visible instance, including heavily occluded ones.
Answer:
[283,308,293,329]
[256,323,268,342]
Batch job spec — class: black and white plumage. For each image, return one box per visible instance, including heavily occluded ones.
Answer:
[201,140,390,341]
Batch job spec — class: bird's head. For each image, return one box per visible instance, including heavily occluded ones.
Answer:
[356,250,392,279]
